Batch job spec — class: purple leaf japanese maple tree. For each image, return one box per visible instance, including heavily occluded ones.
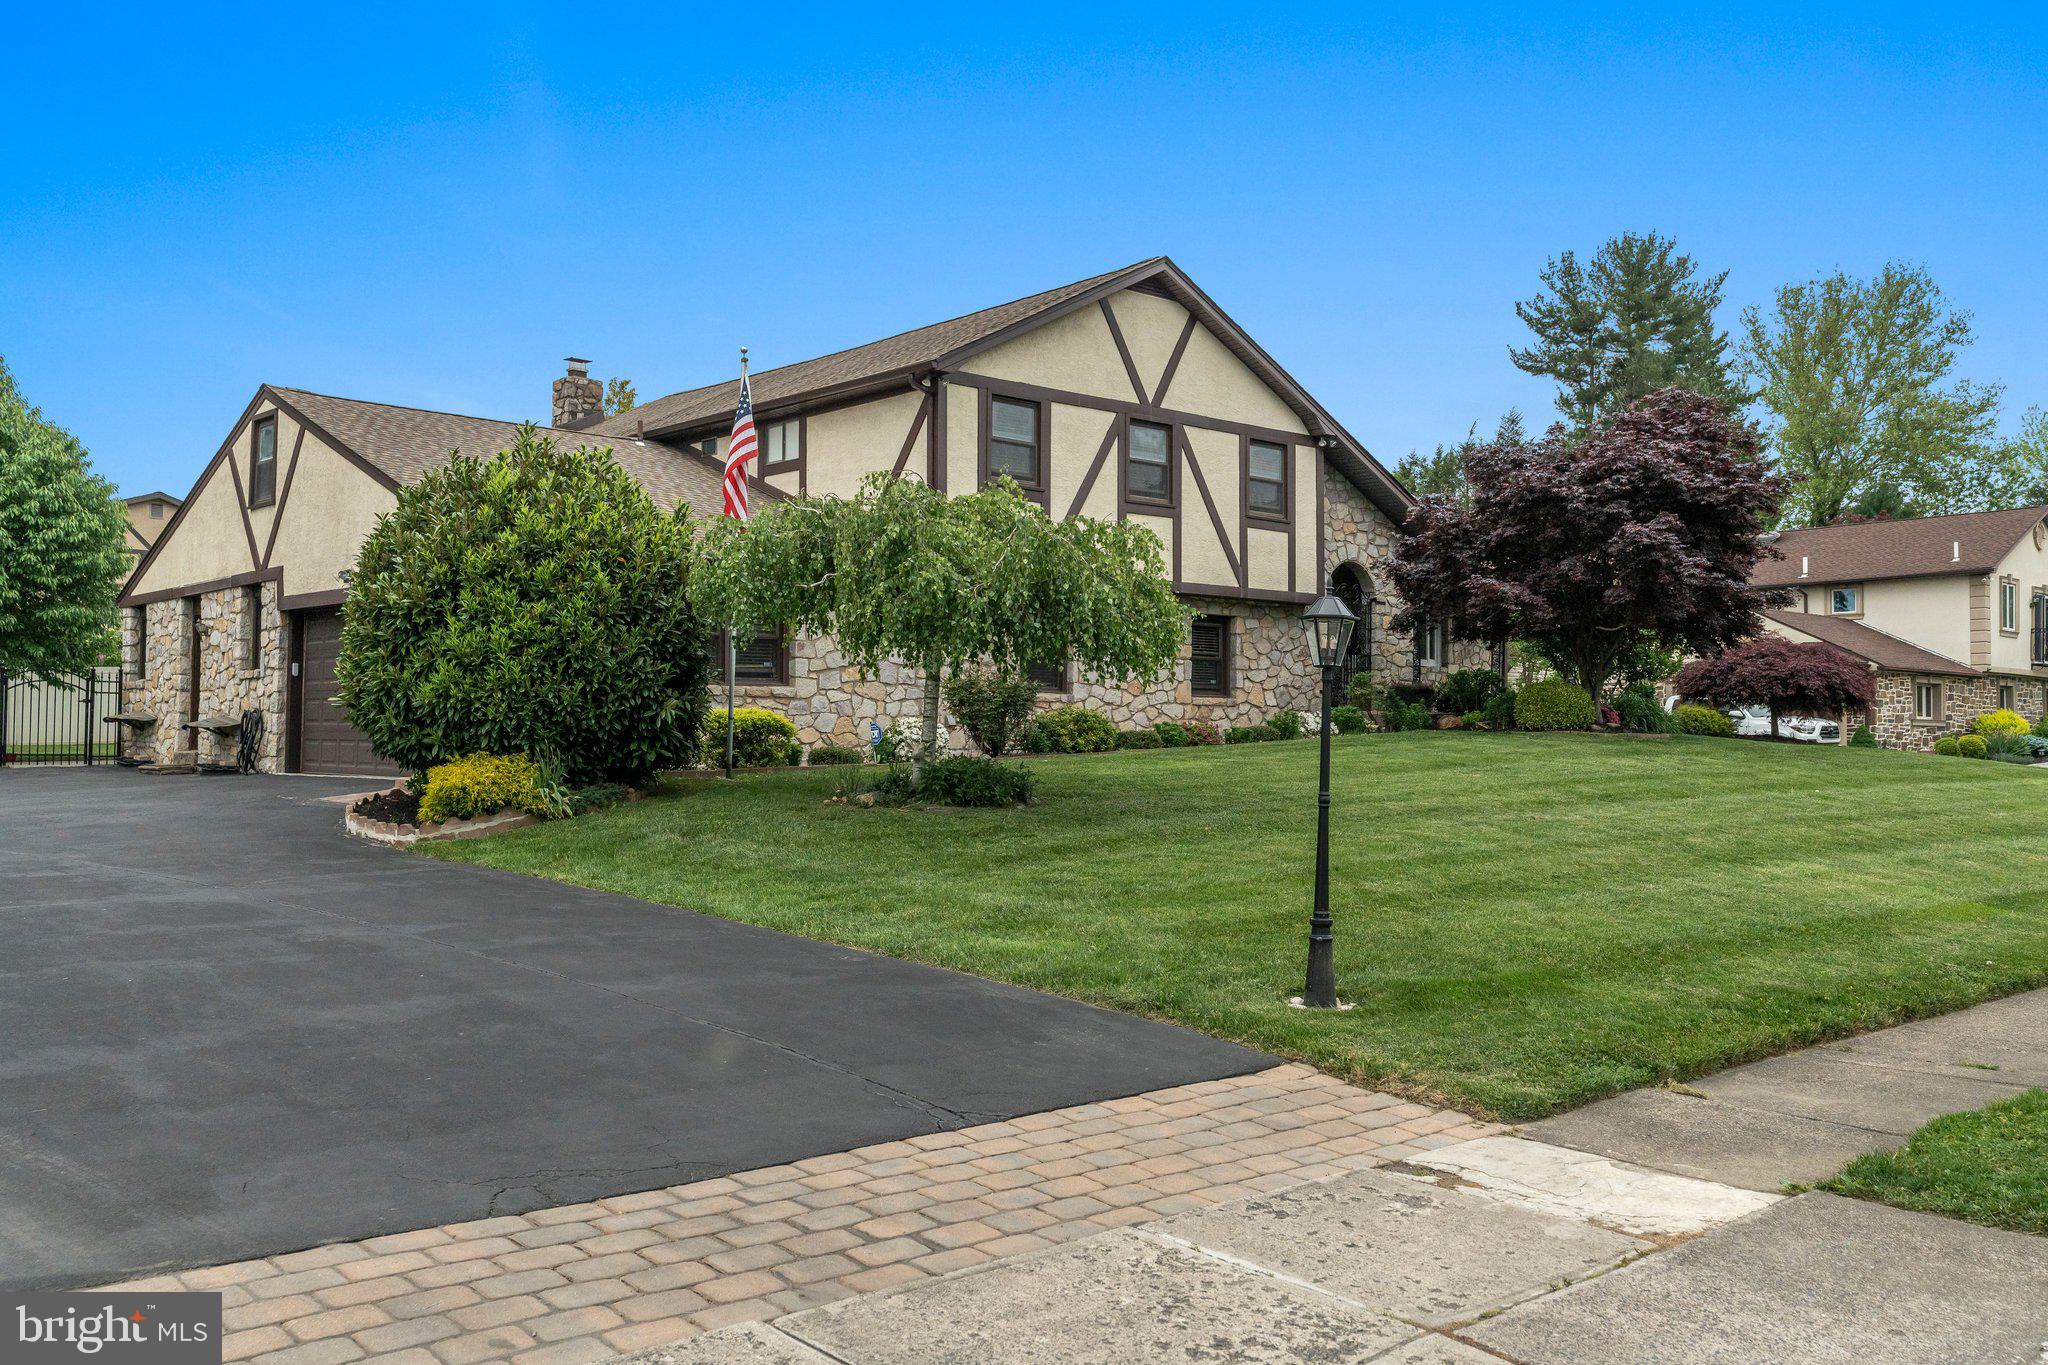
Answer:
[1672,636,1874,738]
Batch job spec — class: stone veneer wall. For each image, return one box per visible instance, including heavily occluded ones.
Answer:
[736,464,1493,752]
[121,585,285,768]
[1868,670,2048,751]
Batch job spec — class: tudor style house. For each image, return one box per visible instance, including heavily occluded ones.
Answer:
[117,257,1480,774]
[1753,505,2048,748]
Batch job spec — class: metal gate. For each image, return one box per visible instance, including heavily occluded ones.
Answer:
[0,667,123,765]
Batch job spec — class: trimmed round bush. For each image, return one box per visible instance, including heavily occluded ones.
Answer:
[1971,708,2030,739]
[1848,725,1878,748]
[1933,735,1962,756]
[1514,679,1598,731]
[1956,733,1988,759]
[1330,705,1370,734]
[1672,703,1735,737]
[337,430,708,781]
[807,744,864,765]
[1035,705,1116,753]
[1152,721,1189,747]
[418,753,543,824]
[1113,728,1164,749]
[703,707,800,767]
[1224,723,1278,744]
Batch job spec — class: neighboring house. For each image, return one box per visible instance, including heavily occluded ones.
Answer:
[117,257,1481,774]
[120,490,182,561]
[1752,506,2048,748]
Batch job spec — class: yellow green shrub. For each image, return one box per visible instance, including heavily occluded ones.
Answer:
[418,753,543,824]
[1971,709,2029,739]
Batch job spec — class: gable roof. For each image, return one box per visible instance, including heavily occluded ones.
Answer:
[593,256,1414,522]
[268,387,746,515]
[1753,506,2048,587]
[1762,608,1979,677]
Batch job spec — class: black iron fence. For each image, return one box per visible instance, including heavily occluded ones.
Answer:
[0,667,124,766]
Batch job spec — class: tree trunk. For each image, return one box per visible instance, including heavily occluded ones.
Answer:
[919,666,943,771]
[1769,705,1780,740]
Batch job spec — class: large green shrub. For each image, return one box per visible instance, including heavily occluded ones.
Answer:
[1481,687,1517,730]
[942,668,1039,757]
[1345,674,1379,712]
[703,707,800,767]
[1034,705,1116,753]
[1972,709,2030,739]
[1956,733,1989,759]
[1113,728,1164,749]
[1386,700,1432,732]
[1611,683,1671,733]
[1330,705,1370,734]
[1848,725,1878,748]
[1672,703,1735,737]
[1515,679,1598,731]
[884,756,1034,807]
[808,744,864,766]
[337,429,708,781]
[418,753,544,824]
[1268,710,1305,739]
[1435,668,1504,715]
[1152,721,1189,747]
[1933,735,1961,756]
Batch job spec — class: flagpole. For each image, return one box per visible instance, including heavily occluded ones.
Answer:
[724,347,748,779]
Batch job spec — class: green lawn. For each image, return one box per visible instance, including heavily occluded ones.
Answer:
[424,733,2048,1120]
[1824,1089,2048,1233]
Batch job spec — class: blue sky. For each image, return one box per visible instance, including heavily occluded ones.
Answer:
[4,4,2043,499]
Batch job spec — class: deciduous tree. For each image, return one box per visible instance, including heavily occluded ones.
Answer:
[602,377,638,418]
[691,474,1186,764]
[1511,232,1743,430]
[1739,264,2002,525]
[1389,388,1785,702]
[1396,411,1526,505]
[0,357,128,681]
[1673,636,1874,739]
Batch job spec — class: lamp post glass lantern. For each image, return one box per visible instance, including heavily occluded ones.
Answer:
[1299,594,1356,1009]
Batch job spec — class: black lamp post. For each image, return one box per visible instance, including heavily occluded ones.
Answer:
[1299,593,1358,1009]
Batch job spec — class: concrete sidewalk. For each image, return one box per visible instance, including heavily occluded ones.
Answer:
[632,991,2048,1364]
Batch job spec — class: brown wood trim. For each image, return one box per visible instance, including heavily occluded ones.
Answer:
[945,371,1312,448]
[928,260,1170,374]
[641,368,928,442]
[977,390,1050,509]
[890,394,932,479]
[285,612,305,772]
[260,386,403,494]
[1174,580,1317,606]
[1315,445,1328,593]
[118,387,272,601]
[1065,422,1121,520]
[1150,314,1198,408]
[1181,430,1243,585]
[930,376,948,491]
[1099,298,1150,404]
[281,587,349,611]
[224,453,263,571]
[261,424,308,567]
[124,566,282,608]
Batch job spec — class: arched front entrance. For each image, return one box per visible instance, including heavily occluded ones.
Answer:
[1329,562,1375,698]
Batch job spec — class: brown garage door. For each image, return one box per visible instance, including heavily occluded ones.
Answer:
[292,608,403,775]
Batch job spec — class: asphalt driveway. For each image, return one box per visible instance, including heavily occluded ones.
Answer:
[0,768,1267,1291]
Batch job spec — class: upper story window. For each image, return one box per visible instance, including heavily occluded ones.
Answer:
[1126,421,1172,506]
[1247,441,1288,520]
[1829,585,1860,615]
[2002,580,2019,633]
[249,415,278,506]
[761,420,800,470]
[149,500,165,519]
[2033,595,2048,666]
[692,436,718,460]
[988,397,1042,490]
[1190,615,1231,696]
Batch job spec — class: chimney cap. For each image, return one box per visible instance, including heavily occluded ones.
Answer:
[564,357,592,376]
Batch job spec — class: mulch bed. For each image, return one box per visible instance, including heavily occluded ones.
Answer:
[354,786,419,824]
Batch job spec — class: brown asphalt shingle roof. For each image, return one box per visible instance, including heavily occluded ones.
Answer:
[589,261,1155,439]
[1762,609,1979,676]
[1753,506,2048,586]
[271,386,741,515]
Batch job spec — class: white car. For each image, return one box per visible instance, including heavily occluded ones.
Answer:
[1665,697,1840,743]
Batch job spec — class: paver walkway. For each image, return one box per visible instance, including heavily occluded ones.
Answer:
[103,1065,1493,1364]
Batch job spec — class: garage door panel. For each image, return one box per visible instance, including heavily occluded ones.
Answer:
[295,609,403,775]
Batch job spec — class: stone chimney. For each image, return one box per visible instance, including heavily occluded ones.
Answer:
[552,357,603,429]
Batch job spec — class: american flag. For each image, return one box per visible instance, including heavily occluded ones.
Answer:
[722,368,758,520]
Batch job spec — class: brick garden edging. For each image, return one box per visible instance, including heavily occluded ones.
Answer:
[101,1065,1494,1365]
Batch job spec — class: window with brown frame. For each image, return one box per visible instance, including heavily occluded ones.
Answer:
[1247,440,1288,521]
[149,500,165,519]
[240,586,263,670]
[987,396,1043,491]
[1914,680,1942,722]
[1025,658,1067,693]
[1190,615,1231,696]
[2001,683,2015,710]
[249,415,278,506]
[1125,421,1172,506]
[730,626,789,683]
[761,420,800,470]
